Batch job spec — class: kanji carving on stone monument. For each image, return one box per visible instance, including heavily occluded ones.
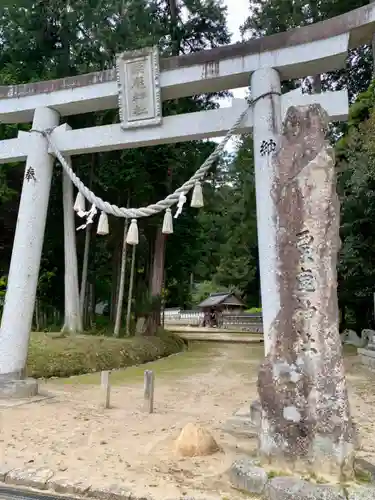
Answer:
[257,104,355,481]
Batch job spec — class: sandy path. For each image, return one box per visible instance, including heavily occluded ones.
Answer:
[0,343,374,499]
[0,343,261,499]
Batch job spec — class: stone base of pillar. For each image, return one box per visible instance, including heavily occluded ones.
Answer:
[358,347,375,370]
[0,378,38,399]
[228,458,375,499]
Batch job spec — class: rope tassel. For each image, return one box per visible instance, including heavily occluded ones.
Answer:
[126,219,139,245]
[174,192,187,219]
[76,204,97,231]
[162,208,173,235]
[97,211,109,235]
[191,181,204,208]
[74,192,86,213]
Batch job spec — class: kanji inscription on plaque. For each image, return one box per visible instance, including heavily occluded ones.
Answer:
[116,47,162,130]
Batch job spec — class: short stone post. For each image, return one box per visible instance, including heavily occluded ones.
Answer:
[101,370,111,409]
[257,104,355,480]
[143,370,154,413]
[0,106,59,395]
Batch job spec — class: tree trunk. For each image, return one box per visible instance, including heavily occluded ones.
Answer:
[339,303,346,332]
[114,218,129,336]
[35,298,40,332]
[80,156,95,319]
[372,0,375,75]
[312,74,321,94]
[151,228,166,297]
[87,282,95,329]
[145,228,166,336]
[144,0,179,336]
[61,160,82,334]
[80,224,91,315]
[110,242,122,323]
[126,244,136,335]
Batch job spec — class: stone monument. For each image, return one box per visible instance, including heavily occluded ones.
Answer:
[257,104,355,480]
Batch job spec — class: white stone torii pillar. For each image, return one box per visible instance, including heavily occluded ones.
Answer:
[251,67,282,355]
[0,107,59,394]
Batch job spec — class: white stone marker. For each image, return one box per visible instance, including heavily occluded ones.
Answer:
[0,107,59,383]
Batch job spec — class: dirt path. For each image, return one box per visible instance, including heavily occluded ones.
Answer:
[0,343,374,500]
[0,343,262,499]
[344,355,375,465]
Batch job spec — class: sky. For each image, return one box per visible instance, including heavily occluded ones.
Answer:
[224,0,249,101]
[217,0,249,148]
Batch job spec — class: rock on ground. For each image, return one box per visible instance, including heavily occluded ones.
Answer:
[174,423,220,457]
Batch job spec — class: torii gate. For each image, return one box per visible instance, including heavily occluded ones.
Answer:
[0,5,374,397]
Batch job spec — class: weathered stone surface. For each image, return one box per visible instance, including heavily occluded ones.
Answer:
[48,476,91,495]
[89,483,147,500]
[257,104,355,480]
[174,423,220,457]
[354,457,375,482]
[229,458,268,494]
[0,378,38,399]
[346,485,375,499]
[5,466,54,490]
[359,347,375,370]
[265,477,346,500]
[223,405,257,438]
[223,415,256,438]
[361,330,375,354]
[341,330,368,348]
[250,400,261,428]
[362,330,375,343]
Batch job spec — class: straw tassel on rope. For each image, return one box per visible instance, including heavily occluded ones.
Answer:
[174,192,187,219]
[97,211,109,235]
[126,219,139,245]
[162,208,173,235]
[191,181,204,208]
[76,204,97,231]
[74,192,86,213]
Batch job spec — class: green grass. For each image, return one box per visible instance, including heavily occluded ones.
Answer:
[26,329,185,379]
[26,327,358,385]
[55,340,217,385]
